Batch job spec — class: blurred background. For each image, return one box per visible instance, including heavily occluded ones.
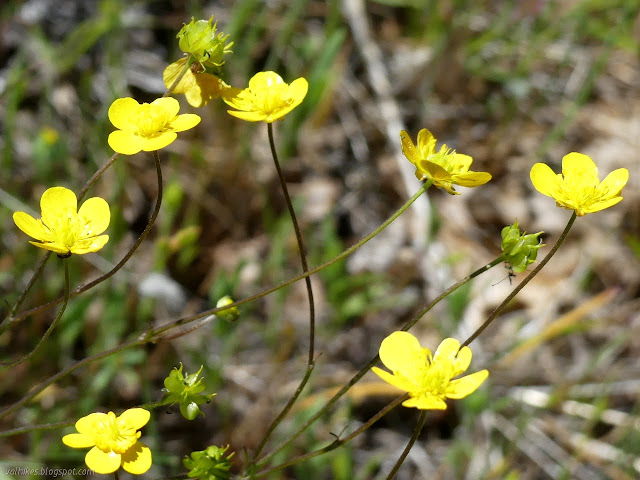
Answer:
[1,0,639,478]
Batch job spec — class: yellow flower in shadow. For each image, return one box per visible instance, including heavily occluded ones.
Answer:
[13,187,110,256]
[400,128,491,194]
[224,71,308,123]
[530,152,629,216]
[62,408,152,475]
[108,97,200,154]
[372,332,488,410]
[163,58,239,108]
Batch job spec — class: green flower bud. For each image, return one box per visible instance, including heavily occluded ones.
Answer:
[184,445,234,480]
[216,295,239,322]
[177,17,233,71]
[161,364,216,420]
[500,221,544,273]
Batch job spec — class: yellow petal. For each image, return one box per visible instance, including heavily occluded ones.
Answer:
[599,167,629,197]
[378,331,425,374]
[416,128,437,158]
[169,113,201,132]
[13,212,50,241]
[434,338,472,375]
[400,130,420,166]
[163,58,190,93]
[446,369,489,399]
[530,163,560,198]
[227,109,267,122]
[30,240,71,254]
[41,187,77,226]
[403,394,447,410]
[108,131,144,155]
[118,408,151,430]
[250,71,284,89]
[453,171,492,188]
[76,412,109,435]
[122,442,152,474]
[70,235,109,254]
[150,97,180,118]
[581,196,623,215]
[62,433,95,449]
[78,197,110,236]
[562,152,599,188]
[287,77,309,105]
[85,447,121,474]
[141,132,178,151]
[109,97,140,131]
[371,366,414,393]
[450,152,473,172]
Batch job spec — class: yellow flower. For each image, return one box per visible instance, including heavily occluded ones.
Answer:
[62,408,152,475]
[13,186,110,256]
[400,129,491,194]
[163,58,239,108]
[108,97,201,154]
[530,152,629,216]
[372,332,488,410]
[224,71,308,122]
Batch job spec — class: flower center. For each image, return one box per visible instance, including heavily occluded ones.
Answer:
[411,354,455,397]
[133,104,173,137]
[253,85,291,115]
[92,412,140,454]
[45,214,82,250]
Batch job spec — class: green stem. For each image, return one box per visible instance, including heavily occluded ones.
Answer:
[461,212,577,348]
[255,256,502,468]
[1,259,70,367]
[1,252,51,331]
[149,181,431,340]
[249,124,317,462]
[6,152,164,327]
[249,395,408,478]
[0,421,74,438]
[386,411,427,480]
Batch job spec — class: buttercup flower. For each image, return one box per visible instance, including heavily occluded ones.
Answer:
[13,186,110,256]
[62,408,152,474]
[372,332,488,410]
[224,71,308,123]
[530,152,629,216]
[164,58,238,108]
[108,97,201,154]
[400,129,491,194]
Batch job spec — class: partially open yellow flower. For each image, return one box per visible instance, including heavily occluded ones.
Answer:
[163,58,239,108]
[530,152,629,216]
[108,97,201,154]
[372,332,488,410]
[400,129,491,194]
[13,186,110,256]
[224,71,308,123]
[62,408,152,475]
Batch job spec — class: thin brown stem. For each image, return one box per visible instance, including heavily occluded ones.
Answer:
[386,410,427,480]
[1,259,70,367]
[461,212,577,348]
[249,395,408,478]
[249,124,317,462]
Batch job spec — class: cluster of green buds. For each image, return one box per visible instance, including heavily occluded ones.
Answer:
[178,16,233,73]
[184,445,235,480]
[500,221,544,273]
[161,364,216,420]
